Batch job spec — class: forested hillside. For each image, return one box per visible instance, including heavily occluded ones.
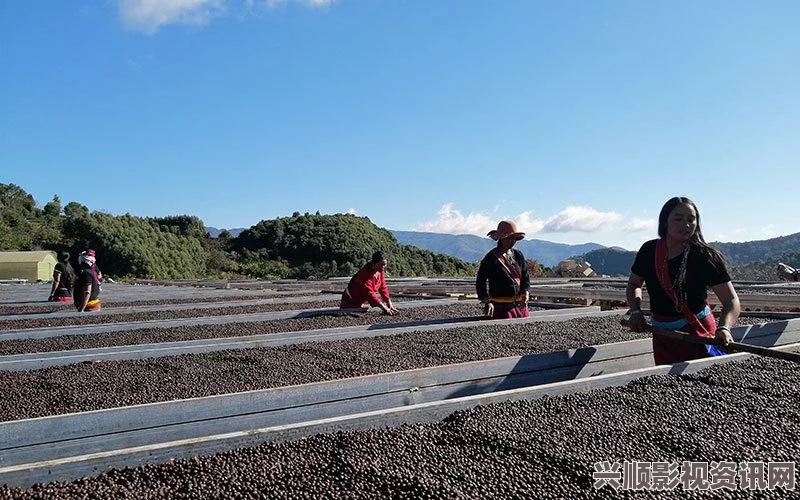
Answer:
[575,247,638,277]
[5,183,798,281]
[234,213,474,279]
[713,234,800,267]
[0,184,474,280]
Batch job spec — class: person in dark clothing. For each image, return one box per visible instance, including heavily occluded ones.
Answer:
[625,196,740,365]
[476,220,531,319]
[74,249,102,312]
[48,251,76,302]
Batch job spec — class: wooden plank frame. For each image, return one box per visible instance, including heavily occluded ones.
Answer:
[0,307,608,371]
[1,318,799,488]
[0,299,462,342]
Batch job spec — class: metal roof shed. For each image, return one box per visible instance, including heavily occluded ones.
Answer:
[0,251,57,282]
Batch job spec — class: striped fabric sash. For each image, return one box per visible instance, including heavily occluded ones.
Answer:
[489,294,528,304]
[651,305,712,330]
[655,239,715,338]
[495,251,521,295]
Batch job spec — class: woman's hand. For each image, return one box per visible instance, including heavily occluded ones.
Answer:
[483,302,494,318]
[715,326,733,345]
[626,310,649,332]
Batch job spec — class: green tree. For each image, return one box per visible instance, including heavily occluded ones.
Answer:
[43,195,62,217]
[63,202,89,218]
[233,213,476,279]
[63,211,207,279]
[0,183,36,215]
[151,215,207,239]
[0,183,39,249]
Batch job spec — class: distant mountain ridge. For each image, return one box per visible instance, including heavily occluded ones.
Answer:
[390,230,604,267]
[207,224,800,279]
[206,227,245,238]
[713,233,800,267]
[571,232,800,277]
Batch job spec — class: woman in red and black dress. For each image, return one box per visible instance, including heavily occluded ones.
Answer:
[475,220,530,319]
[48,251,76,302]
[625,197,740,365]
[74,249,102,312]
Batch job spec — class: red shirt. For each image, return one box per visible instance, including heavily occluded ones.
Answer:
[346,267,390,307]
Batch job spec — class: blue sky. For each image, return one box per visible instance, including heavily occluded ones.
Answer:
[1,0,798,251]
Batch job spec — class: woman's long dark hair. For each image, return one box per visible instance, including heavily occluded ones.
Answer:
[360,251,385,271]
[658,196,725,264]
[59,251,77,284]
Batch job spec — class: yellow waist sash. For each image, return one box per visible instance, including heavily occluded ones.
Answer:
[489,294,527,304]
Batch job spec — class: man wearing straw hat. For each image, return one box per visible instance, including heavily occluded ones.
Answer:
[476,220,531,319]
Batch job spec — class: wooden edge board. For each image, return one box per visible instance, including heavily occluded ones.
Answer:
[3,342,800,488]
[0,299,464,341]
[3,318,798,452]
[0,307,608,371]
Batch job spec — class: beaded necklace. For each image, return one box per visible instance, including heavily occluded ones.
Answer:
[655,238,711,337]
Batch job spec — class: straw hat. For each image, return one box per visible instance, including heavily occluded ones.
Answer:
[487,220,525,241]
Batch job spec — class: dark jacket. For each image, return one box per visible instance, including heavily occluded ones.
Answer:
[475,247,530,301]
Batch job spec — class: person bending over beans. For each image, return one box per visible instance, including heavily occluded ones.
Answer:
[340,251,399,315]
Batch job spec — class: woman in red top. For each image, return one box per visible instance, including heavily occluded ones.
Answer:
[340,251,399,315]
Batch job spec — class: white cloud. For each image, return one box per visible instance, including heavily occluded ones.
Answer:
[622,217,657,232]
[759,224,779,238]
[415,203,545,238]
[542,206,621,233]
[515,211,546,235]
[346,208,357,215]
[416,203,496,236]
[119,0,333,33]
[267,0,333,6]
[119,0,226,32]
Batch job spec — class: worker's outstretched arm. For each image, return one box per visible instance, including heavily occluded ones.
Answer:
[625,273,648,332]
[49,270,61,300]
[711,281,740,344]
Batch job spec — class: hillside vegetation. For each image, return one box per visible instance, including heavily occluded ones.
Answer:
[233,213,475,279]
[0,184,474,280]
[574,247,638,277]
[4,183,796,282]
